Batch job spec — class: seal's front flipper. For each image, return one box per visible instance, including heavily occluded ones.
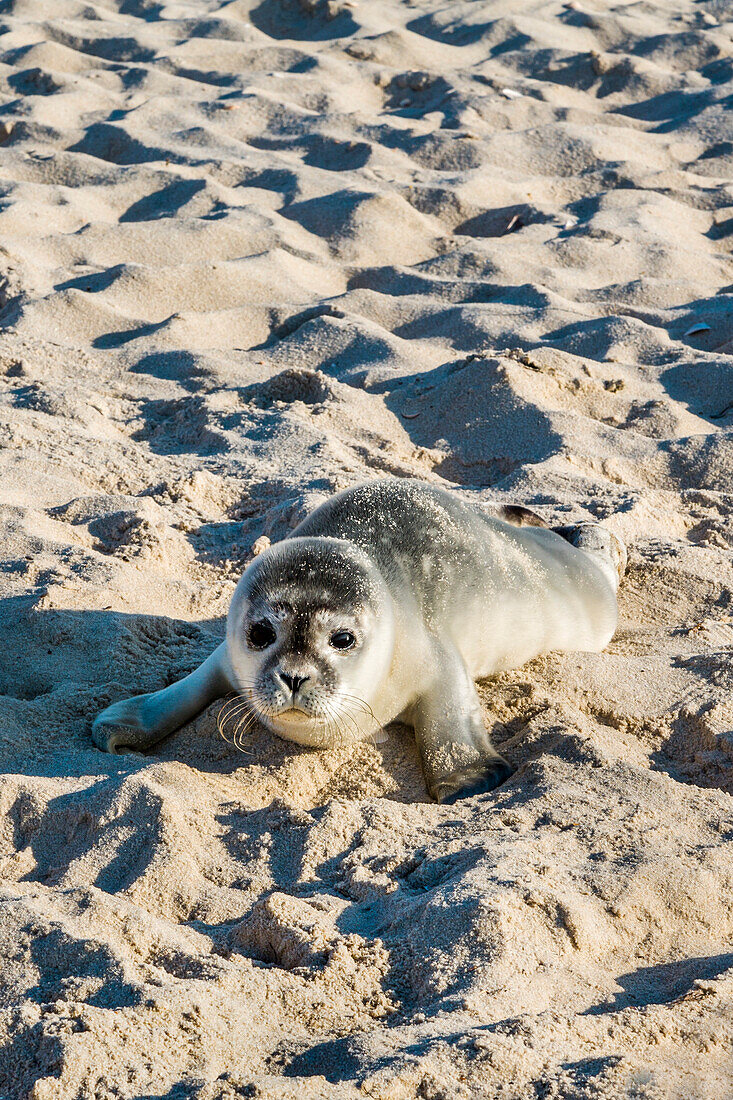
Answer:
[92,643,228,754]
[436,757,515,804]
[411,642,514,804]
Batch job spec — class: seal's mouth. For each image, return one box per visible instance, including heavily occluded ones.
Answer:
[273,706,313,721]
[265,706,329,747]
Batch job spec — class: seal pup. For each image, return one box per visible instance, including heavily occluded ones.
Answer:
[92,479,625,803]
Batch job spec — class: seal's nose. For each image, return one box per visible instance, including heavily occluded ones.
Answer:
[279,671,309,694]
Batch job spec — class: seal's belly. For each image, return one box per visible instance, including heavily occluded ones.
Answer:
[450,556,617,680]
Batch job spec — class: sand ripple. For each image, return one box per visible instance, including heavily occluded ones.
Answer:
[0,0,732,1096]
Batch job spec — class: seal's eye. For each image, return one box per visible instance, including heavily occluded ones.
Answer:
[330,630,356,651]
[248,620,276,649]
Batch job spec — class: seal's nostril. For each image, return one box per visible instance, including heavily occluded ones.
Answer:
[280,672,309,693]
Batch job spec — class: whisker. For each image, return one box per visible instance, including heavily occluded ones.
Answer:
[328,700,357,750]
[229,677,262,693]
[333,701,363,745]
[323,702,343,750]
[217,689,256,712]
[330,693,383,745]
[232,713,258,755]
[333,691,380,728]
[217,703,253,740]
[218,696,251,720]
[216,690,262,756]
[317,700,336,748]
[216,693,245,742]
[314,698,351,747]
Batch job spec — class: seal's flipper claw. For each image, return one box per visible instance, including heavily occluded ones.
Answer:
[435,758,515,804]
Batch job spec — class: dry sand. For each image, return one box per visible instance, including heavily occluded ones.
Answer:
[0,0,732,1096]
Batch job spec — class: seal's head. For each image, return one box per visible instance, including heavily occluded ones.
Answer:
[226,536,395,747]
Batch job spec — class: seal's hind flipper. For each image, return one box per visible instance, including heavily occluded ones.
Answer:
[553,522,627,589]
[494,504,549,529]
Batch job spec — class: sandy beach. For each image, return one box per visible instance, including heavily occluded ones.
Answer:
[0,0,732,1095]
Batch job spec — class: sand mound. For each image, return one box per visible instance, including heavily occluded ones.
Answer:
[0,0,732,1096]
